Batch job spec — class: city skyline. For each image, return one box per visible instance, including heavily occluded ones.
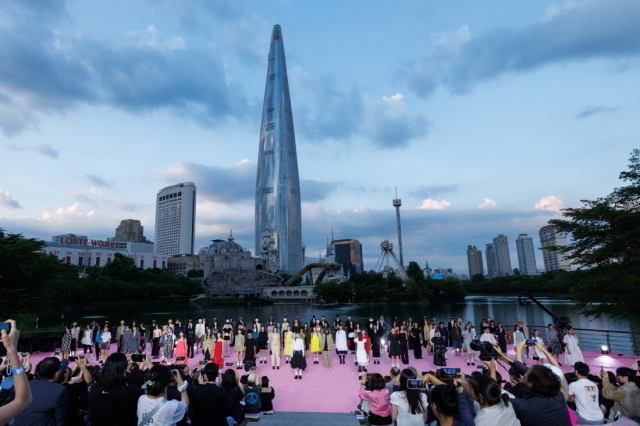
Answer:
[0,1,638,273]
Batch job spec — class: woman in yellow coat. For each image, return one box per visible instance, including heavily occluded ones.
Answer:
[310,327,321,364]
[283,326,294,363]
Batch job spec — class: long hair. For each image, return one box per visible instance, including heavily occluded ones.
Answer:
[145,365,172,396]
[430,383,458,417]
[398,368,425,415]
[469,374,510,407]
[100,353,127,387]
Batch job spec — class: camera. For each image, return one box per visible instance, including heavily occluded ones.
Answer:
[407,379,425,389]
[470,339,496,361]
[69,356,86,362]
[439,368,460,379]
[176,357,185,362]
[525,339,537,346]
[132,354,146,362]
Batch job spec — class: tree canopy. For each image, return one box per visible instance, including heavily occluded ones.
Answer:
[548,149,640,318]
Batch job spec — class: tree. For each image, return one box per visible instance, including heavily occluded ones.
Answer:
[548,149,640,318]
[187,269,204,278]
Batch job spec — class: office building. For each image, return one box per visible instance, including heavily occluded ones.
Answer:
[539,225,572,272]
[493,234,512,276]
[114,219,148,242]
[467,245,484,276]
[255,25,303,274]
[516,234,538,275]
[333,239,364,276]
[155,182,196,256]
[485,243,498,278]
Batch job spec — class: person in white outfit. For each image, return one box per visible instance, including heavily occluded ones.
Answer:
[480,327,497,345]
[563,328,584,367]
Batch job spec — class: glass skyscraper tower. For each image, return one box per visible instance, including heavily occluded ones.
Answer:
[255,25,302,274]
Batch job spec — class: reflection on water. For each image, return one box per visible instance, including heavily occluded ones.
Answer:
[41,296,640,354]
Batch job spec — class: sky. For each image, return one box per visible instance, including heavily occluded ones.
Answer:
[1,0,639,274]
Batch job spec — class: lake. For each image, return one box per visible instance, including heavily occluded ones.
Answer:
[40,295,640,354]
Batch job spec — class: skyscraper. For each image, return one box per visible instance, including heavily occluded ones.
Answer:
[155,182,196,256]
[539,225,572,272]
[493,234,512,276]
[255,25,303,274]
[467,245,484,277]
[485,243,498,278]
[114,219,148,242]
[334,239,364,276]
[516,234,538,275]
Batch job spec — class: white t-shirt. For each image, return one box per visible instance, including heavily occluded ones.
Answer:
[101,331,112,343]
[480,333,497,344]
[390,390,428,426]
[137,396,187,426]
[569,378,604,421]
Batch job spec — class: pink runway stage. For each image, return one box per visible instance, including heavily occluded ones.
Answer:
[27,344,638,413]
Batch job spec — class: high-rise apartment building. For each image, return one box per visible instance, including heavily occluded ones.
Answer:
[114,219,148,242]
[516,234,538,275]
[485,243,498,278]
[255,25,303,274]
[467,245,484,277]
[334,239,364,276]
[493,234,512,276]
[155,182,196,256]
[539,225,572,272]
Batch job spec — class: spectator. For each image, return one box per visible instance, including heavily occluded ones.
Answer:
[60,357,92,426]
[429,382,475,426]
[243,371,262,415]
[89,353,144,426]
[137,365,188,426]
[390,368,428,426]
[191,363,229,426]
[221,369,245,424]
[260,376,275,415]
[0,320,33,425]
[359,373,391,425]
[13,356,67,426]
[386,367,401,394]
[601,367,640,421]
[569,362,604,425]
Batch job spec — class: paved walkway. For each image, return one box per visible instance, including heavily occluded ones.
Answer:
[258,412,358,426]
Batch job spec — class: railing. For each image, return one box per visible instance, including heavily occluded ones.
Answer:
[528,325,640,356]
[0,330,65,355]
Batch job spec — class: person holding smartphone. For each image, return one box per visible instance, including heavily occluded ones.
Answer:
[0,321,32,425]
[390,369,428,426]
[359,373,391,425]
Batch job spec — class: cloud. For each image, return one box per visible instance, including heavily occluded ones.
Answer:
[69,187,139,212]
[0,190,21,208]
[0,2,250,135]
[417,198,452,210]
[6,141,60,158]
[409,184,458,199]
[575,106,619,119]
[292,69,428,148]
[221,14,270,69]
[300,178,340,203]
[86,174,111,188]
[478,198,497,209]
[534,195,564,212]
[160,160,255,204]
[401,0,640,99]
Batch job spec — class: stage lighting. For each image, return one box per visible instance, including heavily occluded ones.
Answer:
[381,338,385,345]
[601,345,610,354]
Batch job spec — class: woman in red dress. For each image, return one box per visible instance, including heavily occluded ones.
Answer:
[213,332,224,370]
[174,331,188,360]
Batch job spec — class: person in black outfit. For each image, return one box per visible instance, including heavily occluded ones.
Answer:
[387,327,401,368]
[446,317,456,347]
[191,363,229,426]
[345,317,355,353]
[89,353,143,426]
[333,315,342,331]
[496,323,508,353]
[221,369,245,424]
[398,326,409,365]
[186,320,196,358]
[437,322,450,349]
[244,333,257,370]
[410,322,423,359]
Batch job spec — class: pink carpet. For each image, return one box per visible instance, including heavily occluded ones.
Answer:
[24,344,638,413]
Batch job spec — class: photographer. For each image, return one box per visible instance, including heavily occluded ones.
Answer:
[494,341,571,426]
[429,379,475,426]
[458,360,520,426]
[0,320,32,425]
[138,364,188,426]
[390,368,428,426]
[359,373,391,425]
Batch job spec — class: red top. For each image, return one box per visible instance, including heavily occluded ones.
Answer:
[363,335,371,352]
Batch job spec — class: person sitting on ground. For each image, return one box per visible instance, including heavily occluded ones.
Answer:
[13,356,68,426]
[221,369,245,425]
[0,320,33,425]
[458,359,521,426]
[359,373,391,425]
[191,362,230,426]
[260,376,275,415]
[568,362,605,425]
[137,364,188,426]
[243,370,262,415]
[601,367,640,422]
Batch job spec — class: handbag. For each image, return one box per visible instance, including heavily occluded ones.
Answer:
[138,398,167,426]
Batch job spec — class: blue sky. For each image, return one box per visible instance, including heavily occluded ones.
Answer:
[1,0,639,274]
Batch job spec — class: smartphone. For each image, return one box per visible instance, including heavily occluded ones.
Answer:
[477,365,486,370]
[526,339,537,346]
[152,362,160,366]
[79,356,85,360]
[21,353,29,357]
[54,351,62,355]
[176,357,186,361]
[225,362,233,366]
[199,360,207,365]
[601,365,604,372]
[0,323,10,333]
[366,372,373,379]
[440,368,460,379]
[251,366,257,371]
[131,354,146,362]
[407,379,424,389]
[69,356,78,362]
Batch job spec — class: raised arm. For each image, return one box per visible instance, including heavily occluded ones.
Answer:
[535,341,559,367]
[0,320,33,425]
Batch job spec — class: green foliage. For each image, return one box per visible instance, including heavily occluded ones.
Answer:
[463,271,572,294]
[0,229,203,318]
[312,279,354,303]
[545,149,640,318]
[430,277,467,300]
[187,269,204,278]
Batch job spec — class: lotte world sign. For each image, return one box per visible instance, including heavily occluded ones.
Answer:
[57,237,127,249]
